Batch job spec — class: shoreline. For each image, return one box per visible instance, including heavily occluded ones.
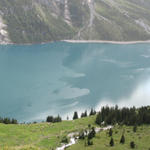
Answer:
[62,40,150,44]
[1,39,150,46]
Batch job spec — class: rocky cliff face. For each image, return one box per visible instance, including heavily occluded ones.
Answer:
[0,0,150,44]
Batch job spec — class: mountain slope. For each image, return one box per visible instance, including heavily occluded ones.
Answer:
[0,0,150,44]
[0,117,150,150]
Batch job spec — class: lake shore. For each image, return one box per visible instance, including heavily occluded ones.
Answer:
[1,39,150,45]
[62,40,150,44]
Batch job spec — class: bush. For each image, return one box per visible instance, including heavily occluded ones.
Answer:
[61,136,69,143]
[130,141,135,149]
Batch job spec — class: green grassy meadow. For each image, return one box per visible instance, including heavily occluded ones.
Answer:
[0,116,96,150]
[68,125,150,150]
[0,115,150,150]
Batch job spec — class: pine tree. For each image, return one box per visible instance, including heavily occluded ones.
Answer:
[133,125,137,132]
[89,109,94,116]
[73,111,78,120]
[120,135,125,144]
[109,128,113,137]
[110,137,114,146]
[95,112,102,125]
[81,110,88,118]
[84,110,87,117]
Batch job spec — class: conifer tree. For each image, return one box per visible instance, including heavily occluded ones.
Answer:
[133,125,137,132]
[120,135,125,144]
[130,141,135,149]
[109,128,113,137]
[73,111,78,120]
[110,137,114,146]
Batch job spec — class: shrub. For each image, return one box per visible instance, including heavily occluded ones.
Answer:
[130,141,135,149]
[61,136,69,143]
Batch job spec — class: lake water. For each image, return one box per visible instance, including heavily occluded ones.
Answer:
[0,42,150,122]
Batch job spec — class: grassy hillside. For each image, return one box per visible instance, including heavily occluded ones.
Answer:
[0,0,150,44]
[68,125,150,150]
[0,116,96,150]
[0,115,150,150]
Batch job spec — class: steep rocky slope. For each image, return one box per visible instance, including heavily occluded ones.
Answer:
[0,0,150,44]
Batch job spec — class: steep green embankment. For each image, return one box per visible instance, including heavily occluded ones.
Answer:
[0,0,150,44]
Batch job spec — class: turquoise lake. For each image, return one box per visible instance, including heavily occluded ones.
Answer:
[0,42,150,122]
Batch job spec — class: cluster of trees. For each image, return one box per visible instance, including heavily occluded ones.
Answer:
[108,128,136,149]
[73,109,96,120]
[89,109,96,116]
[81,111,87,118]
[46,108,96,123]
[61,136,69,144]
[79,125,96,146]
[78,125,136,148]
[96,106,150,125]
[46,115,62,123]
[0,117,18,124]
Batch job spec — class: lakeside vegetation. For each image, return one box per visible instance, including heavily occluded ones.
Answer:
[0,106,150,149]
